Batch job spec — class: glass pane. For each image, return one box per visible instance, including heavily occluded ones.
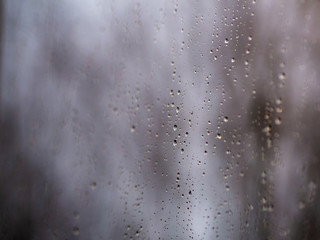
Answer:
[1,0,320,239]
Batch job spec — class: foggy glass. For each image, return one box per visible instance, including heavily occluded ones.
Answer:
[1,0,320,239]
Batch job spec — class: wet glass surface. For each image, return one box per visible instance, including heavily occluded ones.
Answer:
[1,1,320,239]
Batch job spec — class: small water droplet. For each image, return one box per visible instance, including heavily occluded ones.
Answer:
[173,139,178,147]
[275,117,282,125]
[72,226,80,236]
[276,98,282,105]
[91,182,97,190]
[278,72,286,80]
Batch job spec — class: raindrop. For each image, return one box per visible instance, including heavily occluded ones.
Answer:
[91,182,97,190]
[72,226,80,236]
[275,117,282,125]
[278,72,286,80]
[173,139,178,147]
[276,98,282,105]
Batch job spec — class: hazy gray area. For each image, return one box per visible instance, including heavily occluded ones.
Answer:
[1,0,320,239]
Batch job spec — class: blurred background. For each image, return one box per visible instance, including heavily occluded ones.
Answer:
[1,0,320,239]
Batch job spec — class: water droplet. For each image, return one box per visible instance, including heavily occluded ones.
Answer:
[217,133,222,139]
[276,98,282,105]
[263,125,272,135]
[275,117,282,125]
[224,116,229,122]
[131,125,136,133]
[261,197,267,204]
[91,182,97,190]
[278,72,286,80]
[173,139,178,147]
[72,227,80,236]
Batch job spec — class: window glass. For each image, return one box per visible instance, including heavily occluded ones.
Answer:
[1,0,320,239]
